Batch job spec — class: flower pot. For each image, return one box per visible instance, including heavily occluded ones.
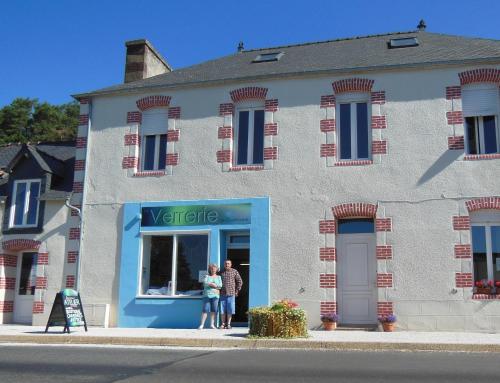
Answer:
[476,287,493,294]
[382,322,395,332]
[322,321,337,331]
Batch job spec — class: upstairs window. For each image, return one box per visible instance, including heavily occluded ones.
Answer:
[462,85,500,155]
[141,109,168,171]
[337,93,370,160]
[9,179,41,228]
[235,102,265,165]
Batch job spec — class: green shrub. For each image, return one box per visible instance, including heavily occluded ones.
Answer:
[248,299,308,338]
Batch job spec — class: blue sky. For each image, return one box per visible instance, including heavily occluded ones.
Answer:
[1,0,499,107]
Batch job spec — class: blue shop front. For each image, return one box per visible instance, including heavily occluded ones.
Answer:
[118,197,270,328]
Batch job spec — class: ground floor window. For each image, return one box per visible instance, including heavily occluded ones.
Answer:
[472,224,500,283]
[141,233,208,296]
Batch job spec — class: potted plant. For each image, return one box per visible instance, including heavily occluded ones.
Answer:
[495,281,500,294]
[378,314,397,332]
[475,279,494,294]
[320,312,339,330]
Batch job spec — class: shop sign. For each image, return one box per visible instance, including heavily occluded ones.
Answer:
[141,204,251,227]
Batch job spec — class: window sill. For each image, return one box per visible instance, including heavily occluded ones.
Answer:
[464,154,500,161]
[229,165,265,172]
[472,294,500,300]
[133,171,166,177]
[334,160,373,167]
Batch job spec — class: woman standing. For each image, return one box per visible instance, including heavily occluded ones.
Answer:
[198,263,222,329]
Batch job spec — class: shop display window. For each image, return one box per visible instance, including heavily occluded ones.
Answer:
[141,233,208,297]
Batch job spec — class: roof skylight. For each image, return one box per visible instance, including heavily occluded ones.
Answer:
[388,37,419,49]
[253,52,284,63]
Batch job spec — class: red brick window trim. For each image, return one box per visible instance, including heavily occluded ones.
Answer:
[455,272,473,288]
[453,216,470,230]
[376,245,393,260]
[377,273,393,288]
[377,302,394,316]
[230,87,268,103]
[37,252,49,265]
[472,294,500,300]
[320,95,335,108]
[319,220,336,234]
[0,254,17,267]
[375,218,392,232]
[334,160,373,167]
[319,247,336,261]
[33,301,44,314]
[219,91,278,171]
[332,203,377,219]
[446,86,461,100]
[332,78,374,94]
[133,170,166,177]
[320,274,336,288]
[446,111,463,125]
[229,165,265,172]
[0,301,14,313]
[465,197,500,212]
[320,301,337,315]
[448,136,465,150]
[324,80,386,166]
[464,153,500,161]
[459,68,500,86]
[454,244,472,259]
[2,239,41,251]
[0,277,16,290]
[136,95,171,111]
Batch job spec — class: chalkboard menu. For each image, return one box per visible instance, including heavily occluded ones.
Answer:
[45,289,88,333]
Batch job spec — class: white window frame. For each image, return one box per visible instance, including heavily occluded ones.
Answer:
[9,179,41,228]
[336,93,371,161]
[140,108,168,171]
[141,134,166,171]
[234,101,265,166]
[138,230,210,298]
[471,211,500,282]
[465,115,500,155]
[462,84,500,155]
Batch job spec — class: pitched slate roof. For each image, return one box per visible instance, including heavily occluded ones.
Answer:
[74,30,500,98]
[0,141,75,200]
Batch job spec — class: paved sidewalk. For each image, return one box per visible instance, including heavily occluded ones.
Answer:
[1,325,500,352]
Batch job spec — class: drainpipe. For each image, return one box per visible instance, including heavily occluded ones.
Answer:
[65,195,81,218]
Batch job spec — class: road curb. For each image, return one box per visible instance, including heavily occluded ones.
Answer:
[1,335,500,352]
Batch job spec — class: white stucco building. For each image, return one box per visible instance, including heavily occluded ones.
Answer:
[64,26,500,331]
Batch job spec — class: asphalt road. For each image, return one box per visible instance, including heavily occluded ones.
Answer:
[1,344,500,382]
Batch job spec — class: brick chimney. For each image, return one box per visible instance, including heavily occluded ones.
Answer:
[124,39,172,83]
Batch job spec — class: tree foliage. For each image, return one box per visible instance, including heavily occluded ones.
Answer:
[0,98,79,144]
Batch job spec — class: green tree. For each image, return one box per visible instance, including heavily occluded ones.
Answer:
[0,98,79,145]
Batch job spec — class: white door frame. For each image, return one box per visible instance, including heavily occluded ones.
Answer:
[13,252,37,324]
[337,233,377,325]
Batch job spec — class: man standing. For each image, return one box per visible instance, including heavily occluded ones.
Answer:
[219,259,243,329]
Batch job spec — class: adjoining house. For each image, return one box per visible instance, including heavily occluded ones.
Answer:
[25,23,500,331]
[0,142,79,325]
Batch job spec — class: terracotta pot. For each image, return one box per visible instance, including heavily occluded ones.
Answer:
[382,322,395,332]
[322,321,337,331]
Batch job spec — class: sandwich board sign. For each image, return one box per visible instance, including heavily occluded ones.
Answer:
[45,289,88,333]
